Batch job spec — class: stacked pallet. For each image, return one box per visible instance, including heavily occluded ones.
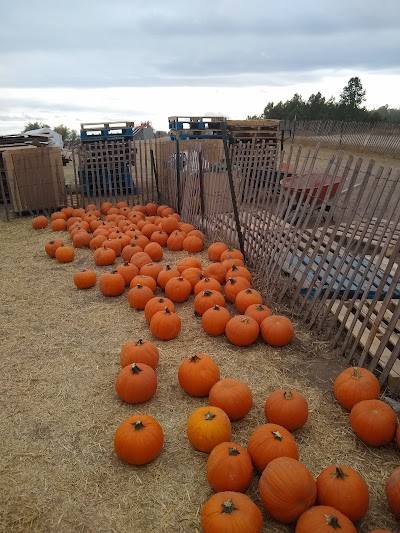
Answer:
[168,116,226,141]
[226,119,283,145]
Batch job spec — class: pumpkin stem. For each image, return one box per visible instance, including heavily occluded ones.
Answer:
[255,304,264,311]
[220,500,238,514]
[205,412,216,421]
[213,305,221,310]
[123,261,130,266]
[351,367,362,380]
[203,290,213,297]
[272,430,283,441]
[228,447,240,456]
[283,391,293,400]
[332,466,349,479]
[323,514,342,529]
[189,354,201,363]
[136,339,144,345]
[133,420,145,430]
[245,288,252,294]
[164,307,172,315]
[136,284,144,289]
[130,363,142,374]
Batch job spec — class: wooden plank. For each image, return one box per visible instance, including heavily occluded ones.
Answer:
[329,299,400,389]
[227,119,282,128]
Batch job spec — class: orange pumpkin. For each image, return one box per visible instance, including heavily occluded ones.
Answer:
[260,315,294,346]
[264,389,308,431]
[258,457,317,523]
[296,505,357,533]
[127,284,154,309]
[165,276,192,302]
[206,442,253,493]
[144,242,163,262]
[178,354,220,397]
[73,269,97,289]
[333,367,381,411]
[225,315,259,346]
[120,339,160,369]
[183,235,203,253]
[144,297,176,323]
[157,265,181,290]
[207,242,229,262]
[99,270,125,297]
[50,218,67,231]
[350,399,397,446]
[130,275,157,293]
[55,245,75,263]
[316,464,369,523]
[32,215,48,229]
[194,277,223,295]
[209,378,253,421]
[247,423,299,473]
[115,363,157,404]
[202,305,231,336]
[116,262,139,286]
[114,414,163,465]
[235,288,262,314]
[194,290,226,316]
[201,491,263,533]
[224,277,251,303]
[186,405,232,453]
[150,308,181,340]
[385,466,400,519]
[45,239,64,258]
[244,303,273,325]
[93,246,116,266]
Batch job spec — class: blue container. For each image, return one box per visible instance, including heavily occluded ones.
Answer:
[79,165,137,197]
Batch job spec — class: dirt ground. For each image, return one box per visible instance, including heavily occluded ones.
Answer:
[0,214,399,533]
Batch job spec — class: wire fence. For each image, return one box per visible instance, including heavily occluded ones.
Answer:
[287,120,400,158]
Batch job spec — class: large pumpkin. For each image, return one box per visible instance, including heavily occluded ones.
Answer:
[202,305,231,336]
[349,399,397,446]
[247,423,299,473]
[209,378,253,421]
[264,389,308,431]
[150,308,181,340]
[316,464,369,523]
[206,442,253,492]
[333,366,380,411]
[201,491,263,533]
[186,406,231,453]
[178,354,220,397]
[225,315,259,347]
[114,414,164,465]
[258,457,317,523]
[385,466,400,519]
[295,505,357,533]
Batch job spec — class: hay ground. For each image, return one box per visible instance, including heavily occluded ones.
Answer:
[0,215,399,533]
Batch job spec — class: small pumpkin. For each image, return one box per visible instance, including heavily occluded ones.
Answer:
[247,423,299,473]
[99,270,126,297]
[181,267,203,289]
[264,389,308,431]
[129,251,152,270]
[93,246,116,266]
[45,239,63,258]
[177,256,202,273]
[150,230,169,247]
[201,491,263,533]
[316,464,369,523]
[116,262,139,286]
[349,399,397,446]
[127,284,154,309]
[194,290,226,316]
[186,405,232,453]
[130,274,157,293]
[203,262,228,284]
[114,414,164,465]
[260,315,294,346]
[150,308,181,340]
[55,245,75,263]
[209,378,253,421]
[183,235,203,253]
[32,215,48,229]
[120,339,160,369]
[295,505,357,533]
[225,315,259,346]
[206,442,253,493]
[157,265,181,290]
[385,466,400,519]
[224,277,251,303]
[178,354,220,397]
[167,230,186,251]
[235,288,262,314]
[202,305,231,336]
[165,276,192,302]
[245,303,273,325]
[144,297,176,323]
[144,242,163,262]
[194,277,223,296]
[225,264,252,283]
[139,262,164,280]
[72,231,92,248]
[207,242,229,262]
[333,366,381,411]
[73,269,97,289]
[115,362,157,404]
[258,456,317,523]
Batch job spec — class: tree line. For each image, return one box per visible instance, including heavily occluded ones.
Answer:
[248,77,400,123]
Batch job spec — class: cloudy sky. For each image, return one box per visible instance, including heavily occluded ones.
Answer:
[1,0,400,134]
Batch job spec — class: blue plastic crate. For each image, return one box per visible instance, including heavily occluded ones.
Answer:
[79,166,137,197]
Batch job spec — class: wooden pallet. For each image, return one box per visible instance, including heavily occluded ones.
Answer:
[316,217,400,252]
[329,299,400,390]
[80,121,135,131]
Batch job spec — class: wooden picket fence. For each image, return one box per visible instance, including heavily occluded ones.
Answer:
[153,138,400,398]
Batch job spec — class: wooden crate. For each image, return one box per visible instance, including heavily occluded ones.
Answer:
[227,119,283,144]
[2,146,65,213]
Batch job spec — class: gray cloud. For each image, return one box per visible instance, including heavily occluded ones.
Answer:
[1,0,399,89]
